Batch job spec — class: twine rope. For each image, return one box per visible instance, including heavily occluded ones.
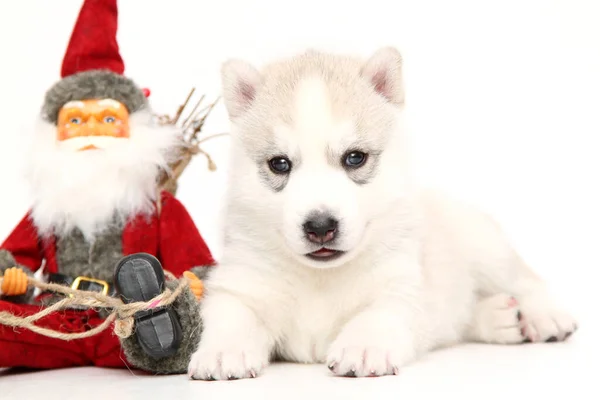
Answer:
[0,271,188,341]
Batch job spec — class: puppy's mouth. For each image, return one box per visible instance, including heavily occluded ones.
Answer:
[305,248,346,262]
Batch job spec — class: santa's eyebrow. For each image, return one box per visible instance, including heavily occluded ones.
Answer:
[97,99,122,109]
[63,101,85,109]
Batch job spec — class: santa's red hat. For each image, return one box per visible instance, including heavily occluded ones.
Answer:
[42,0,148,123]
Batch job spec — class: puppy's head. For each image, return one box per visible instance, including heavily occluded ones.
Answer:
[222,47,410,268]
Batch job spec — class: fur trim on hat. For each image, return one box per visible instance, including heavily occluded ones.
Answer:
[42,69,147,123]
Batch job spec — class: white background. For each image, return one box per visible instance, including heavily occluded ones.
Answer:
[0,0,599,398]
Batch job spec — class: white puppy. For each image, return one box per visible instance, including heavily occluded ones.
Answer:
[188,47,577,380]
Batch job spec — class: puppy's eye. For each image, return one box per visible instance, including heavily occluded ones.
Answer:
[343,151,368,168]
[70,117,82,125]
[104,116,116,123]
[268,157,292,174]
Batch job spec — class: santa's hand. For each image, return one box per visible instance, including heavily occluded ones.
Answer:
[183,271,204,300]
[1,267,29,296]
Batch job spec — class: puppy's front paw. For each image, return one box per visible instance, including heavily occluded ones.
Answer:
[326,331,414,377]
[188,343,268,381]
[326,345,402,377]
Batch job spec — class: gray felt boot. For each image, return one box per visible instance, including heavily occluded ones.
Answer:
[120,279,202,374]
[115,253,204,374]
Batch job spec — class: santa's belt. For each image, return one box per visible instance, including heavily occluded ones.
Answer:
[47,273,116,297]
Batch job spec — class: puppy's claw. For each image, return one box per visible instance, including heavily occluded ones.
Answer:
[392,366,400,375]
[249,369,257,378]
[564,331,573,340]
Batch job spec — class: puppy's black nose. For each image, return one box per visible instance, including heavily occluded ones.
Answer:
[303,212,338,244]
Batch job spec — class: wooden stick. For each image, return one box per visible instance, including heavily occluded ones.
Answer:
[181,94,206,130]
[173,88,196,125]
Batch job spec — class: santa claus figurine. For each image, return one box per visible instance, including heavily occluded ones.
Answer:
[0,0,214,374]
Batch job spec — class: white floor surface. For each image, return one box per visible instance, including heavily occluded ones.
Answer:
[1,313,596,400]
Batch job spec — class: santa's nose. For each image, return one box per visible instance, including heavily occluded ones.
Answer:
[86,116,98,128]
[83,117,105,136]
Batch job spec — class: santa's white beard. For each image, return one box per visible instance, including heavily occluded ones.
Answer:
[25,110,180,240]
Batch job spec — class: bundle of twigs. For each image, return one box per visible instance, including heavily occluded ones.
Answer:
[156,88,227,195]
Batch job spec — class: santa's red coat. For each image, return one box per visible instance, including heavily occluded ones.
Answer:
[0,190,215,369]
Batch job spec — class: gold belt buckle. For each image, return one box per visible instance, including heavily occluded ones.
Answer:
[70,276,110,296]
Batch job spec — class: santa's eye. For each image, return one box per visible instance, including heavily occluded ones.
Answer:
[104,116,116,123]
[70,117,82,124]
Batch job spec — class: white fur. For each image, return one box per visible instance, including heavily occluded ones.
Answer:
[189,48,577,380]
[97,99,122,109]
[63,100,84,109]
[25,110,179,240]
[57,136,127,152]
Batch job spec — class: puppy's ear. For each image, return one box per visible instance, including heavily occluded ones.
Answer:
[221,59,263,119]
[360,47,404,106]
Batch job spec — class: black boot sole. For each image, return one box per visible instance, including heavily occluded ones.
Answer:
[113,253,182,359]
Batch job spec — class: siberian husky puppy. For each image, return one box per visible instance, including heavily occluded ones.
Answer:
[188,47,577,380]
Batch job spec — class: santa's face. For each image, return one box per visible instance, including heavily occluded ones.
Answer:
[27,101,179,240]
[57,98,131,151]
